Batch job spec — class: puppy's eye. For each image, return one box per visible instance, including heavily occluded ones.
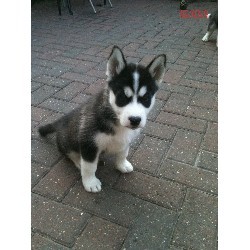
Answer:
[141,93,150,102]
[118,91,129,99]
[138,92,151,108]
[116,90,132,107]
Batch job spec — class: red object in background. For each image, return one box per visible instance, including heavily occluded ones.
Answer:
[179,10,190,19]
[180,9,208,19]
[190,9,203,18]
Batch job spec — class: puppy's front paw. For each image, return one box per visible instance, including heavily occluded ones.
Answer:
[116,160,134,173]
[82,176,102,193]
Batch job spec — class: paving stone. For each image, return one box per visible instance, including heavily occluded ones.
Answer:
[205,64,218,77]
[160,83,195,96]
[32,120,39,133]
[122,202,178,249]
[60,72,97,84]
[169,245,185,250]
[168,129,203,165]
[63,182,143,227]
[172,189,217,250]
[176,58,209,69]
[76,54,106,63]
[147,98,164,121]
[45,64,71,77]
[163,69,185,84]
[194,56,213,65]
[85,68,106,78]
[197,150,218,172]
[139,54,156,65]
[84,46,104,56]
[166,63,189,72]
[32,233,70,250]
[159,159,218,194]
[198,49,216,58]
[54,81,87,101]
[71,92,92,104]
[33,75,72,88]
[32,193,91,247]
[33,158,80,201]
[156,49,182,63]
[179,50,199,60]
[186,106,218,122]
[95,156,121,187]
[156,111,207,133]
[129,133,145,149]
[184,67,207,81]
[39,98,79,114]
[52,56,91,67]
[115,171,185,210]
[191,89,218,109]
[31,65,53,78]
[74,217,128,250]
[31,139,62,167]
[156,89,171,101]
[31,162,50,188]
[61,47,83,58]
[202,122,218,153]
[32,85,60,105]
[141,41,159,49]
[31,81,43,92]
[202,75,218,84]
[164,92,192,115]
[143,120,176,140]
[123,42,141,51]
[37,50,63,61]
[130,136,170,174]
[31,106,52,122]
[179,79,218,91]
[84,79,106,95]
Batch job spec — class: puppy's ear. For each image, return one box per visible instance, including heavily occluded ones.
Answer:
[106,46,127,81]
[147,54,167,85]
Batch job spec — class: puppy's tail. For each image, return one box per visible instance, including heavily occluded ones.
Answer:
[207,13,211,19]
[38,123,56,137]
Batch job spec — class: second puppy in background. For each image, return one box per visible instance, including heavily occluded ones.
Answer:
[202,10,218,47]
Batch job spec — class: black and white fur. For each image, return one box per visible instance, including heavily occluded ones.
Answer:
[202,10,218,47]
[38,46,166,193]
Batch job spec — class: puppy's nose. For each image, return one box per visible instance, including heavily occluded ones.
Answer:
[129,116,141,127]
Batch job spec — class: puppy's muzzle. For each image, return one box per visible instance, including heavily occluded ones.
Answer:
[128,116,141,128]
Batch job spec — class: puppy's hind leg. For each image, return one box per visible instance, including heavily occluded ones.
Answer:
[115,147,134,173]
[67,151,81,169]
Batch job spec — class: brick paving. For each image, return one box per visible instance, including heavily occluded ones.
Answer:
[31,0,218,249]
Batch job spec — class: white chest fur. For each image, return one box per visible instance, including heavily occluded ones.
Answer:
[95,127,140,154]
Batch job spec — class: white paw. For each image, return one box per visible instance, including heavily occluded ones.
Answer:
[82,176,102,193]
[202,36,209,42]
[202,34,209,42]
[116,160,134,173]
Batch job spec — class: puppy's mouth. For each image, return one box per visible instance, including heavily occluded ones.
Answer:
[125,125,141,130]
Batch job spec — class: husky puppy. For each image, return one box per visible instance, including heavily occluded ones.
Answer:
[202,10,218,46]
[38,46,166,193]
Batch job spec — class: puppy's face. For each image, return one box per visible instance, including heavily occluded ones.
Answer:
[106,46,166,129]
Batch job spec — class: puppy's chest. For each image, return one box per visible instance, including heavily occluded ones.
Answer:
[95,128,140,153]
